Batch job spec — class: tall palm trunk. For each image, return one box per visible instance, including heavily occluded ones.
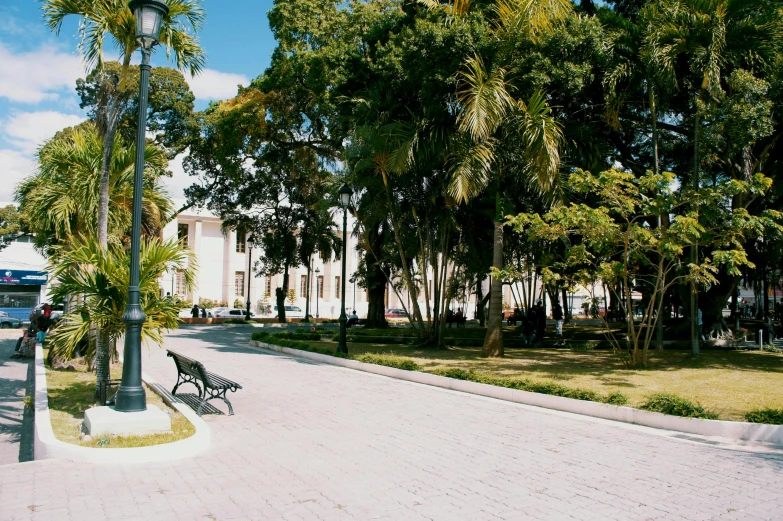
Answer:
[94,94,123,402]
[483,189,505,357]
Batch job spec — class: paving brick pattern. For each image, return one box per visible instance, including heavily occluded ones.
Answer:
[0,331,33,466]
[1,326,782,520]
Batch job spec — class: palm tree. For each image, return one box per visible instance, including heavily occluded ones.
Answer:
[42,0,205,250]
[16,122,173,396]
[16,123,171,254]
[450,56,563,357]
[47,236,196,364]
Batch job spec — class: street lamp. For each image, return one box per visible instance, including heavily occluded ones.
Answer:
[246,234,255,320]
[337,184,353,354]
[315,267,320,319]
[350,275,356,312]
[115,0,169,413]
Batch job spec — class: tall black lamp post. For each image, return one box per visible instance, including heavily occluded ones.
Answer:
[350,275,356,312]
[115,0,168,413]
[246,235,255,320]
[315,267,320,319]
[337,184,353,354]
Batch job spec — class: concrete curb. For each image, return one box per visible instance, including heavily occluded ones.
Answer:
[250,340,783,446]
[34,344,210,464]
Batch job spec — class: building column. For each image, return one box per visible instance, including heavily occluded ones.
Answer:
[222,229,236,304]
[192,220,202,305]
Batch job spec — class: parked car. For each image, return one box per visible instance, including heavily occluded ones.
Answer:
[207,307,228,318]
[0,312,23,329]
[384,308,408,319]
[273,305,304,318]
[213,308,255,319]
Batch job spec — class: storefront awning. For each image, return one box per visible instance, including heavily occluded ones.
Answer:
[0,269,48,286]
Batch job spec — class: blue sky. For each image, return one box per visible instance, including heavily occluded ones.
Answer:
[0,0,278,204]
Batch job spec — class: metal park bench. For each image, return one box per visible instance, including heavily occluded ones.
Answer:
[166,350,242,416]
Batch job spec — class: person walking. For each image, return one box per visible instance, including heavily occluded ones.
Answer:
[553,301,564,347]
[191,304,200,318]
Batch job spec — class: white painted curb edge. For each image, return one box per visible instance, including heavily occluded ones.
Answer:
[250,340,783,445]
[34,344,211,464]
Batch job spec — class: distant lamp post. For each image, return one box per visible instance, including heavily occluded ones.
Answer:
[246,234,255,320]
[337,184,353,354]
[314,267,320,319]
[350,275,356,312]
[115,0,168,413]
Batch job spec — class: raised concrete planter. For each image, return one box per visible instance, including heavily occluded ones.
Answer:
[34,344,210,464]
[250,340,783,446]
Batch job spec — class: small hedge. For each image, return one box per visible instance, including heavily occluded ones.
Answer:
[223,319,251,324]
[745,408,783,424]
[639,393,719,420]
[353,353,421,371]
[251,331,321,342]
[430,368,628,405]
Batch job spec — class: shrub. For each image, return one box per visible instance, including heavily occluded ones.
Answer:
[430,368,627,405]
[432,368,474,380]
[250,331,348,358]
[745,409,783,424]
[233,298,245,309]
[251,331,321,341]
[353,353,420,371]
[639,393,719,420]
[198,297,220,309]
[223,318,250,324]
[603,392,629,406]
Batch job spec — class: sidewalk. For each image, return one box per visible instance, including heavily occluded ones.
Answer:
[0,331,34,465]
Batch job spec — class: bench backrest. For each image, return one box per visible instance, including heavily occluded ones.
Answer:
[167,350,213,387]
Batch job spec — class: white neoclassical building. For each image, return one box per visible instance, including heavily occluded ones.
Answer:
[160,204,378,319]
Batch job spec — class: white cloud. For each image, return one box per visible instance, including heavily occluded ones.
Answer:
[186,69,249,101]
[161,152,193,200]
[2,111,85,153]
[0,42,84,103]
[0,149,35,202]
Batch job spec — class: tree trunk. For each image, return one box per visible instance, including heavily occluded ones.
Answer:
[561,287,570,323]
[93,106,121,401]
[303,262,311,322]
[483,220,504,357]
[476,280,485,326]
[365,263,388,329]
[276,268,289,323]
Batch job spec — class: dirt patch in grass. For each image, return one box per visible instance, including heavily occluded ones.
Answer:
[45,358,196,448]
[306,340,783,421]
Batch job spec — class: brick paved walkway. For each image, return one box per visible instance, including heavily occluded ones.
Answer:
[0,331,34,466]
[1,326,782,521]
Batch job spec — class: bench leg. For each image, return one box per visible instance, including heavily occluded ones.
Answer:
[196,392,235,416]
[172,374,203,399]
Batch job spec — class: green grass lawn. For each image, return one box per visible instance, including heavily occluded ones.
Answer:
[45,356,195,448]
[307,338,783,421]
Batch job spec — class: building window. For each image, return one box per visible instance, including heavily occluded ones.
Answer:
[177,223,189,249]
[318,276,325,298]
[300,275,307,298]
[334,276,340,299]
[236,231,246,253]
[265,276,272,297]
[235,271,245,298]
[175,270,187,295]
